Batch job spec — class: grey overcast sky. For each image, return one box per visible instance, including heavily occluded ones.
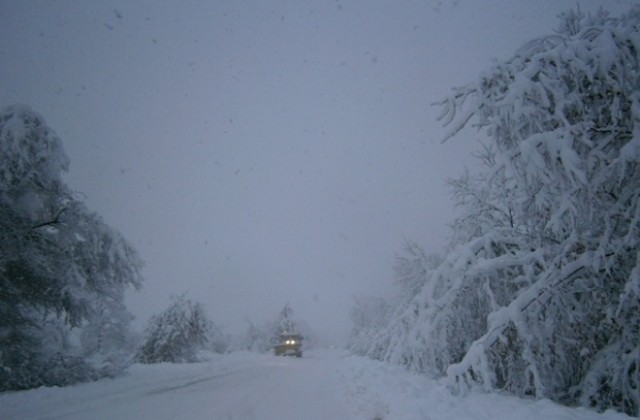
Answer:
[1,0,635,343]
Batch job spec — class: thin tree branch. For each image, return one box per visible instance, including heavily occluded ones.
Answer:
[32,207,66,229]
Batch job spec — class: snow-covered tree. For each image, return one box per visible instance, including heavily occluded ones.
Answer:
[0,105,143,390]
[270,302,317,348]
[240,321,272,352]
[240,303,315,352]
[136,295,214,363]
[274,302,296,335]
[257,302,301,350]
[393,240,442,302]
[347,295,392,357]
[436,8,640,415]
[349,241,454,374]
[348,240,437,359]
[207,319,230,354]
[351,7,640,416]
[80,297,137,375]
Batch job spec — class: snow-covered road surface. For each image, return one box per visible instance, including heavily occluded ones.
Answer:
[1,350,352,420]
[1,349,633,420]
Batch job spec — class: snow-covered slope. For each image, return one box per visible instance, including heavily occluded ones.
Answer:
[0,350,633,420]
[339,353,634,420]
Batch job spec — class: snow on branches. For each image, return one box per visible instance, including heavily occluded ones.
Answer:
[136,296,216,364]
[438,9,640,415]
[0,105,143,390]
[353,7,640,417]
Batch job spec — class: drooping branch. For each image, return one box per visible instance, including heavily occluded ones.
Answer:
[31,207,66,230]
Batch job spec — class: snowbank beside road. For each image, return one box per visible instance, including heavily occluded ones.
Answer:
[337,353,634,420]
[0,349,634,420]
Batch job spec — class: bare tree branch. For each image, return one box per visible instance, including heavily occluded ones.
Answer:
[31,207,66,229]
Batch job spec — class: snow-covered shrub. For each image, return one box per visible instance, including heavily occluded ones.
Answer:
[0,105,143,390]
[136,296,215,363]
[208,322,231,354]
[241,321,274,353]
[348,295,392,356]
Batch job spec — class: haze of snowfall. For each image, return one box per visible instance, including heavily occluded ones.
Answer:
[0,6,638,417]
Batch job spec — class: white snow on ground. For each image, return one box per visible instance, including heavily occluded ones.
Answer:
[0,349,634,420]
[337,353,634,420]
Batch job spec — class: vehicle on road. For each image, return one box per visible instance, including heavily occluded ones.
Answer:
[274,333,303,357]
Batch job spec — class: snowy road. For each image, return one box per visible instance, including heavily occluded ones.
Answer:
[1,350,353,420]
[1,349,633,420]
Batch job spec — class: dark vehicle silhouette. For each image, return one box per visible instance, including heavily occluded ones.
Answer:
[274,333,303,357]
